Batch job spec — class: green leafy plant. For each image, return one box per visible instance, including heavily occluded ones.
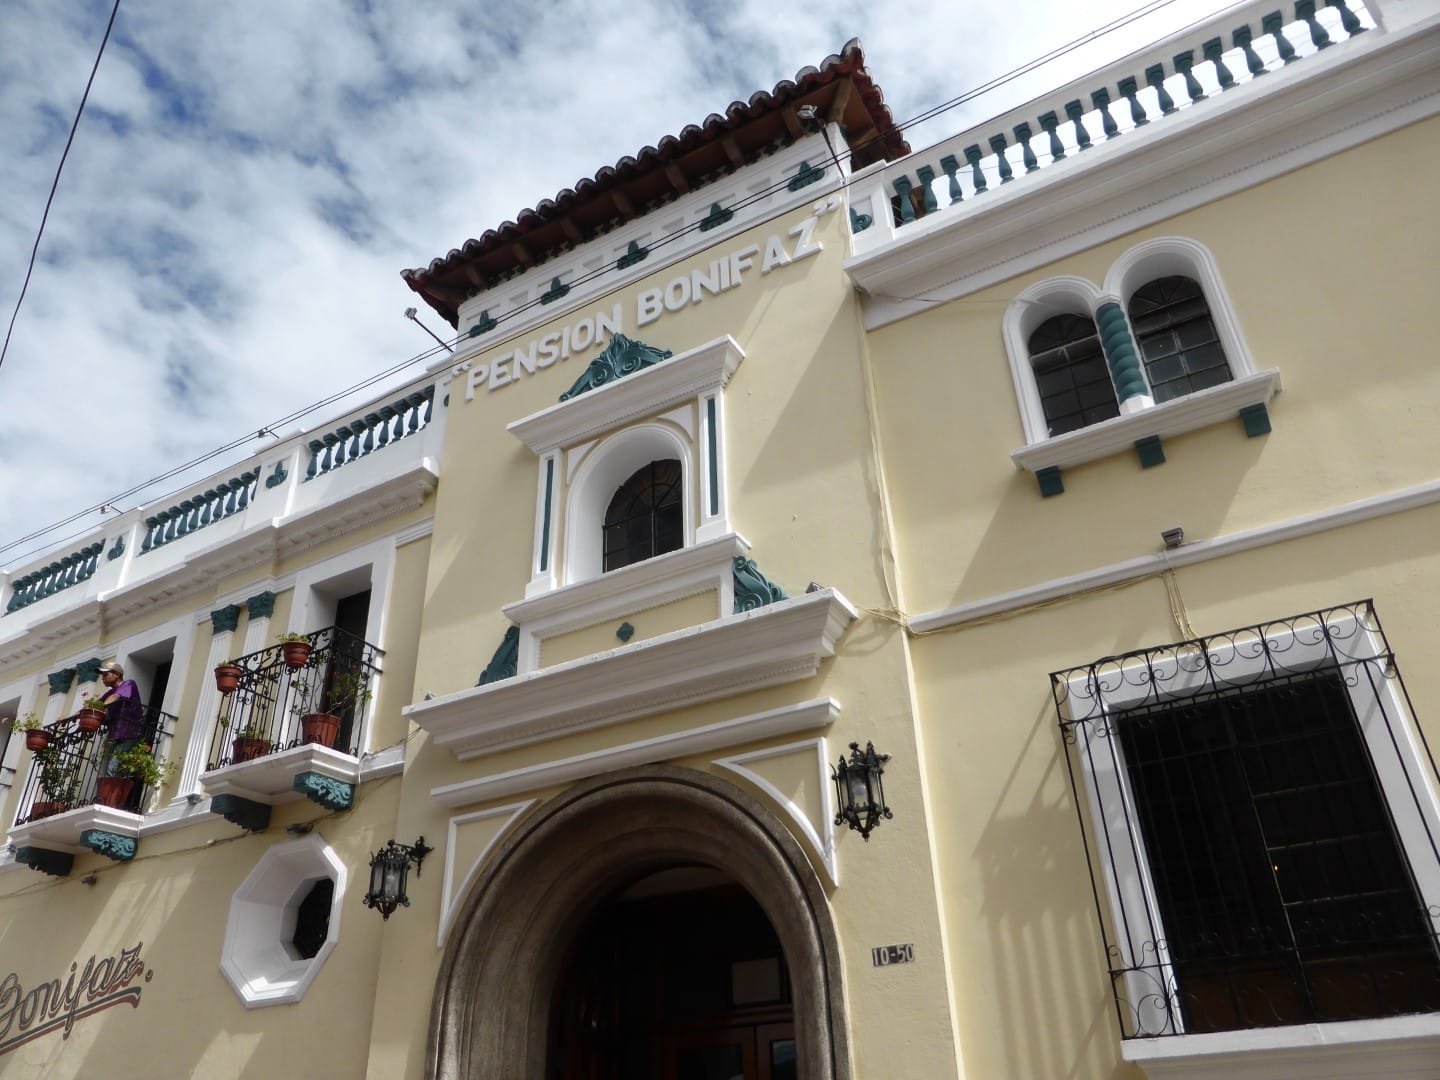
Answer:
[80,696,108,712]
[35,744,80,801]
[113,743,178,789]
[326,670,372,714]
[276,632,311,644]
[16,711,42,731]
[217,711,267,741]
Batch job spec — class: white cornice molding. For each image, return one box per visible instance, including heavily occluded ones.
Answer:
[1010,370,1281,474]
[507,336,745,453]
[406,589,856,759]
[846,19,1440,329]
[909,477,1440,634]
[430,698,839,808]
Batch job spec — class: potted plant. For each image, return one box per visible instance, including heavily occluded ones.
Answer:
[214,660,244,694]
[97,743,177,808]
[277,631,313,670]
[30,744,79,820]
[17,712,48,752]
[300,669,371,750]
[219,712,271,764]
[77,695,108,734]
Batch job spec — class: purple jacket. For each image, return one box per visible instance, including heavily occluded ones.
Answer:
[105,680,145,741]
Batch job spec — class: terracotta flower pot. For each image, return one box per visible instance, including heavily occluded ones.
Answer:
[77,708,105,734]
[232,736,270,764]
[25,729,50,752]
[96,777,135,808]
[215,664,243,694]
[28,800,65,821]
[281,641,312,670]
[300,712,340,749]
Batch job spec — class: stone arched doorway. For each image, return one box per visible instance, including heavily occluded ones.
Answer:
[427,766,850,1079]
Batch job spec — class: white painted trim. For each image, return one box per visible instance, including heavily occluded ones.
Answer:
[430,698,839,808]
[438,800,536,947]
[715,736,838,887]
[200,743,363,804]
[395,517,434,547]
[1010,369,1281,474]
[406,590,856,760]
[8,804,143,852]
[358,740,407,781]
[1002,276,1107,446]
[909,477,1440,634]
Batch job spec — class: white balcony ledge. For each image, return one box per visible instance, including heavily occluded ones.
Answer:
[406,588,857,759]
[200,744,362,804]
[9,804,141,853]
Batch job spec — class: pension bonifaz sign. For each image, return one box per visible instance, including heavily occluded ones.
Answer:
[0,943,152,1054]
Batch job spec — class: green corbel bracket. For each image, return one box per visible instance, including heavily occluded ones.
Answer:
[210,794,271,832]
[1135,435,1166,468]
[294,771,354,811]
[80,829,136,862]
[15,846,74,877]
[1036,467,1065,497]
[1240,403,1271,437]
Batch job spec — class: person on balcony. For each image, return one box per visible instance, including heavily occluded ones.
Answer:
[98,660,144,775]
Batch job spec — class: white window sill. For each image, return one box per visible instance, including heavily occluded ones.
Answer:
[1011,369,1281,475]
[1125,1015,1440,1079]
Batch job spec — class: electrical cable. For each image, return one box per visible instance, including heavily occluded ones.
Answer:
[0,0,122,376]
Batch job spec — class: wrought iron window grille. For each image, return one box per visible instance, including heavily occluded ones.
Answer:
[1053,600,1440,1040]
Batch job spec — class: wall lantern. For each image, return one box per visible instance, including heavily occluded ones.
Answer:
[832,741,892,841]
[363,836,433,920]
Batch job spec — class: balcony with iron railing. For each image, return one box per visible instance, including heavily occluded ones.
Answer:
[198,627,383,829]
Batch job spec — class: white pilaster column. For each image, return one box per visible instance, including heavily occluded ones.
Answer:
[176,604,242,800]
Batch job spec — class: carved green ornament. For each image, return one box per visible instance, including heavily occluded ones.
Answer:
[76,657,103,685]
[48,668,77,695]
[265,460,288,489]
[15,846,73,877]
[478,626,520,686]
[107,535,125,561]
[211,604,242,635]
[733,557,787,613]
[294,771,354,810]
[558,334,674,402]
[246,591,277,620]
[210,794,271,832]
[80,829,137,862]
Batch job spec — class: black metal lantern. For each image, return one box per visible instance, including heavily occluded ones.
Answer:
[832,741,892,841]
[363,836,432,919]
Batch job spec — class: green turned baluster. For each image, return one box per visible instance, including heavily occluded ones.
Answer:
[200,488,220,526]
[422,384,435,424]
[363,413,381,455]
[939,155,964,204]
[1065,101,1093,150]
[376,406,396,447]
[1145,65,1178,115]
[987,135,1014,182]
[239,471,256,509]
[59,554,79,589]
[1203,39,1237,90]
[407,392,427,433]
[223,478,240,515]
[1327,0,1365,36]
[1013,124,1040,172]
[1234,26,1267,77]
[1095,302,1149,405]
[1296,0,1331,48]
[1038,113,1066,162]
[1263,13,1299,64]
[1091,89,1120,139]
[892,175,916,223]
[915,165,939,215]
[1117,77,1148,126]
[171,501,191,539]
[1174,52,1206,102]
[141,516,158,552]
[346,421,363,461]
[306,439,325,479]
[321,433,338,473]
[963,145,988,194]
[186,497,204,533]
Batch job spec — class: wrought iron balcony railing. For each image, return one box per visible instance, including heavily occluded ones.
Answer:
[204,625,383,770]
[17,704,177,824]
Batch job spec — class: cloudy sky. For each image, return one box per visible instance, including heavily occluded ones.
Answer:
[0,0,1229,568]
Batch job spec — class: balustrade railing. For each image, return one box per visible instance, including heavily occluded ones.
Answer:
[305,384,435,481]
[4,541,104,613]
[852,0,1372,240]
[205,625,383,770]
[140,468,260,554]
[16,705,177,823]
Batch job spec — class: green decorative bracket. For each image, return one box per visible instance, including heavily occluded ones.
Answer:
[107,535,125,561]
[246,591,277,620]
[478,626,520,686]
[698,203,734,232]
[788,161,826,191]
[265,460,288,489]
[80,829,137,862]
[294,772,354,810]
[617,241,649,270]
[210,794,271,832]
[849,208,872,234]
[559,334,674,402]
[76,657,103,685]
[616,622,635,643]
[733,557,787,613]
[15,846,73,877]
[469,311,497,336]
[1240,403,1272,437]
[1135,435,1166,468]
[540,277,570,305]
[1037,467,1065,498]
[47,667,77,695]
[211,604,242,635]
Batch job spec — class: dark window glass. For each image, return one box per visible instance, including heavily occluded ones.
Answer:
[1117,673,1440,1034]
[291,877,335,961]
[1128,276,1233,404]
[1028,313,1119,436]
[603,460,683,572]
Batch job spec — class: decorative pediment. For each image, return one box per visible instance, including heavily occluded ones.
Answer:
[559,334,673,402]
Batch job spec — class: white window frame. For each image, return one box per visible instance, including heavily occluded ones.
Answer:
[1063,609,1440,1072]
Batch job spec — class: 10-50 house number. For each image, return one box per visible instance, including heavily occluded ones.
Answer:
[871,943,915,967]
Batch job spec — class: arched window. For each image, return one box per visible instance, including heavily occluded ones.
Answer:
[603,459,683,572]
[1028,313,1117,437]
[1128,276,1232,404]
